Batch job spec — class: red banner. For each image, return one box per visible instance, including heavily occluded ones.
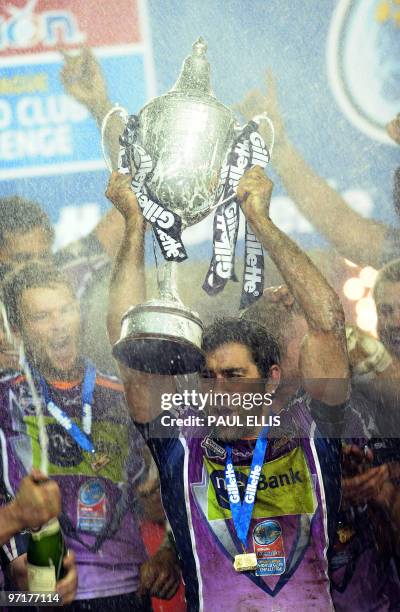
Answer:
[0,0,141,57]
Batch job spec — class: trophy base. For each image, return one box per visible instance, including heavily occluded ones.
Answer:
[113,334,205,375]
[113,300,205,375]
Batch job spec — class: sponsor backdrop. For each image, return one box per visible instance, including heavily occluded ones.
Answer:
[0,0,155,249]
[0,0,399,257]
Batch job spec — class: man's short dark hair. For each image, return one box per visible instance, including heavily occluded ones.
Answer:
[1,263,75,330]
[0,196,54,246]
[202,317,280,377]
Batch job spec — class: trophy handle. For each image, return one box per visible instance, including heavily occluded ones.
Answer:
[235,112,275,159]
[209,114,275,211]
[251,112,275,158]
[101,104,129,173]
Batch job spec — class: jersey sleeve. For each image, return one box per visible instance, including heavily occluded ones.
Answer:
[0,531,29,566]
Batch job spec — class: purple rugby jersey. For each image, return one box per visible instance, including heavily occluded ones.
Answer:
[139,394,341,611]
[0,369,147,601]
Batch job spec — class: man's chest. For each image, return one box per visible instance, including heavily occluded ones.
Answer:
[5,382,130,484]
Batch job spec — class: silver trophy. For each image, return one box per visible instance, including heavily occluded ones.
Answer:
[105,38,272,375]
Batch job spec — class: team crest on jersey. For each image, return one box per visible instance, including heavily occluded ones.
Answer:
[253,520,286,576]
[201,436,226,460]
[200,436,256,461]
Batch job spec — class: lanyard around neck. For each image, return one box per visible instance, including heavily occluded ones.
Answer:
[38,360,97,454]
[224,425,269,549]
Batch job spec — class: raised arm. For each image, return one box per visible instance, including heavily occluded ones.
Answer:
[105,172,174,422]
[105,171,146,340]
[60,48,125,258]
[237,166,349,405]
[235,74,389,267]
[60,48,123,170]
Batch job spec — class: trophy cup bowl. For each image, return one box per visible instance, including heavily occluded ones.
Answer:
[138,93,235,226]
[112,38,237,375]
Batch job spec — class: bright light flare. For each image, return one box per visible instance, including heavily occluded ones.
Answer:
[356,296,377,333]
[343,277,365,301]
[359,266,378,288]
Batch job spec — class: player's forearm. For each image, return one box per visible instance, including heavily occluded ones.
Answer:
[107,217,146,345]
[158,525,179,559]
[93,207,125,259]
[250,216,344,333]
[89,97,113,126]
[0,502,23,546]
[90,101,129,255]
[8,555,28,590]
[272,140,387,266]
[376,482,400,553]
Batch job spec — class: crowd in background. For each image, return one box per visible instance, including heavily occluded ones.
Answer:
[0,47,399,612]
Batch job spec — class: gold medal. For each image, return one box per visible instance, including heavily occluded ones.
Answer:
[91,453,111,472]
[337,525,355,544]
[233,552,257,572]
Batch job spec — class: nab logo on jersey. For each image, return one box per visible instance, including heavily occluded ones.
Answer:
[46,423,83,468]
[210,466,304,511]
[0,0,85,52]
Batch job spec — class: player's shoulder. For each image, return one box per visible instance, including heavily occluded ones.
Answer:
[94,368,124,394]
[0,369,25,387]
[89,366,130,425]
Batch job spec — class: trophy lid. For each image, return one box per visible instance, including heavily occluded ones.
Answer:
[170,37,214,97]
[136,36,236,225]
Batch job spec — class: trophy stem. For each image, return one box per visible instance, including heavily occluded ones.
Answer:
[157,261,182,304]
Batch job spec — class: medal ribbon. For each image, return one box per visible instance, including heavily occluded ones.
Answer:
[38,360,97,455]
[203,121,270,307]
[118,115,187,262]
[225,425,269,549]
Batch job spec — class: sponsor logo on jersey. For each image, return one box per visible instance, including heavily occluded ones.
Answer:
[205,446,316,520]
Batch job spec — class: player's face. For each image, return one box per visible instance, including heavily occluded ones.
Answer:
[0,228,53,276]
[19,284,81,379]
[376,281,400,358]
[203,342,280,440]
[205,342,262,381]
